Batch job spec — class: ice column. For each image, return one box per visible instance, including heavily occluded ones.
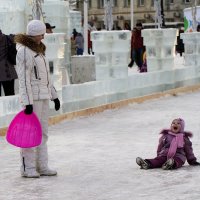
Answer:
[0,0,26,34]
[142,28,178,71]
[44,33,69,92]
[42,0,71,82]
[91,30,131,80]
[69,10,82,35]
[42,1,69,34]
[181,32,200,66]
[104,0,113,31]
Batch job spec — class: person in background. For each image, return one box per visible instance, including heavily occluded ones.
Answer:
[88,29,92,54]
[136,118,200,170]
[15,20,60,178]
[128,27,136,68]
[176,27,184,57]
[71,29,78,56]
[75,32,84,55]
[116,26,122,30]
[197,24,200,32]
[0,29,17,96]
[129,23,144,71]
[124,22,131,31]
[45,23,55,34]
[72,28,78,40]
[140,50,147,73]
[88,21,96,54]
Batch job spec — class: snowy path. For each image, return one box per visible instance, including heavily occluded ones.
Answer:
[1,89,200,200]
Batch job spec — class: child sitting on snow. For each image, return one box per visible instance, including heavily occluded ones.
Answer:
[136,118,200,170]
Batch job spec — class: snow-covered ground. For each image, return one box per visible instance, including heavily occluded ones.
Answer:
[1,79,200,199]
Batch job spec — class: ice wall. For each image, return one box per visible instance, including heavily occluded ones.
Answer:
[71,55,96,84]
[1,61,200,129]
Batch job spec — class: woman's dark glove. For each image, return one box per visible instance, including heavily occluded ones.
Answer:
[190,161,200,166]
[53,98,60,111]
[24,105,33,115]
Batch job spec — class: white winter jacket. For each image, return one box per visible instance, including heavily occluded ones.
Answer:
[16,43,58,106]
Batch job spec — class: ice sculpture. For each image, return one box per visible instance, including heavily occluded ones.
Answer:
[44,33,69,90]
[69,10,82,35]
[181,32,200,66]
[42,0,71,86]
[71,55,95,84]
[91,30,131,80]
[0,0,26,34]
[142,28,178,72]
[42,0,69,35]
[154,0,163,29]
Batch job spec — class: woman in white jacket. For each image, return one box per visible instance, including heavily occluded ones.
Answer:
[15,20,60,178]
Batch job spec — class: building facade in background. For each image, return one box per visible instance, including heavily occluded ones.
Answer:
[73,0,197,30]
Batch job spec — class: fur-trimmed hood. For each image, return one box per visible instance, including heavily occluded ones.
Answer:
[14,34,46,55]
[159,129,193,138]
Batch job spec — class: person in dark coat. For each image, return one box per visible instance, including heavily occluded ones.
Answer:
[45,23,55,34]
[136,118,200,170]
[176,28,184,57]
[197,24,200,32]
[0,29,17,96]
[129,23,144,70]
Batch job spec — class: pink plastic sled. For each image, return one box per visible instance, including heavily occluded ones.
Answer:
[6,110,42,148]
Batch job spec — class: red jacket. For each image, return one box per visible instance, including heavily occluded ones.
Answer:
[88,30,92,49]
[131,28,143,49]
